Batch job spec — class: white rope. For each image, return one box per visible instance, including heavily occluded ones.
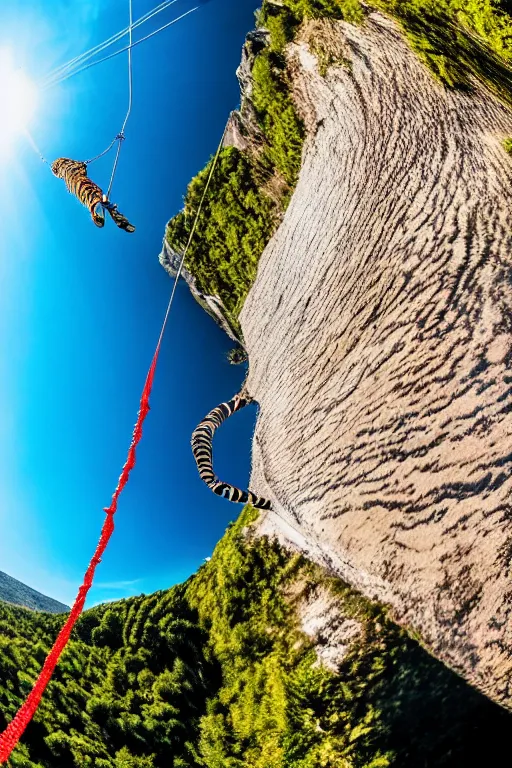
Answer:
[122,0,134,137]
[41,0,180,90]
[106,0,134,198]
[23,128,48,165]
[84,134,120,166]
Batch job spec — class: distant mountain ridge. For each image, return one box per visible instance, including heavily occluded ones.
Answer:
[0,570,69,614]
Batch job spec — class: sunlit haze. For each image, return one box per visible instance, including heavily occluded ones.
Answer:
[0,49,38,153]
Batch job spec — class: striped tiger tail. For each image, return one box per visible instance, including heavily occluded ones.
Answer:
[191,393,272,511]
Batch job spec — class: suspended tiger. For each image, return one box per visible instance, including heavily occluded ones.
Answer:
[51,158,135,233]
[191,391,272,511]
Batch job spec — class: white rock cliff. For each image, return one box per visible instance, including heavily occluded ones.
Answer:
[242,13,512,709]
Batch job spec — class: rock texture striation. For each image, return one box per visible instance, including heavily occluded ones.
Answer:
[241,13,512,708]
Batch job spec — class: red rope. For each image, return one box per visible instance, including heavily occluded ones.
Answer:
[0,344,161,764]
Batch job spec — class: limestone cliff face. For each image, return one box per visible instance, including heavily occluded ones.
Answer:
[159,28,272,346]
[242,13,512,709]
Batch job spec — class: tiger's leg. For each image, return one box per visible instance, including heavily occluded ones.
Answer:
[91,201,105,228]
[76,178,106,228]
[103,198,136,234]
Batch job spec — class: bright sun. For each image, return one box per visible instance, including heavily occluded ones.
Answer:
[0,50,38,151]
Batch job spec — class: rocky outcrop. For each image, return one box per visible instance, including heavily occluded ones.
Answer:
[223,111,251,153]
[224,29,269,160]
[242,13,512,709]
[158,239,242,343]
[236,29,269,98]
[296,584,363,672]
[160,28,274,345]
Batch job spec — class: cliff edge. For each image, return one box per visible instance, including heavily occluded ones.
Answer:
[243,12,512,709]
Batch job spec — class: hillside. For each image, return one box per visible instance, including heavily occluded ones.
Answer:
[2,506,512,767]
[0,571,69,615]
[163,0,512,709]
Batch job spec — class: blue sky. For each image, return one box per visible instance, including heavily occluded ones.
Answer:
[0,0,260,607]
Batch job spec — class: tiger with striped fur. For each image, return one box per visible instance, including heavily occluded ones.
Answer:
[191,392,272,510]
[52,158,135,233]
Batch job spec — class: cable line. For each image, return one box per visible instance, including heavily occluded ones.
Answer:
[106,0,134,196]
[0,120,228,767]
[41,0,180,89]
[42,6,199,91]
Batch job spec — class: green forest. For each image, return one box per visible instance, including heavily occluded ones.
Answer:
[2,505,512,767]
[165,0,512,334]
[4,1,512,765]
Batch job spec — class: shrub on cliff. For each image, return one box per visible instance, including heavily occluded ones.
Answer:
[166,147,277,318]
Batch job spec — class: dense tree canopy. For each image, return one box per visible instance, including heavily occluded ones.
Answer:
[2,506,512,767]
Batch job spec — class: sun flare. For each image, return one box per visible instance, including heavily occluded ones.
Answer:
[0,50,38,152]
